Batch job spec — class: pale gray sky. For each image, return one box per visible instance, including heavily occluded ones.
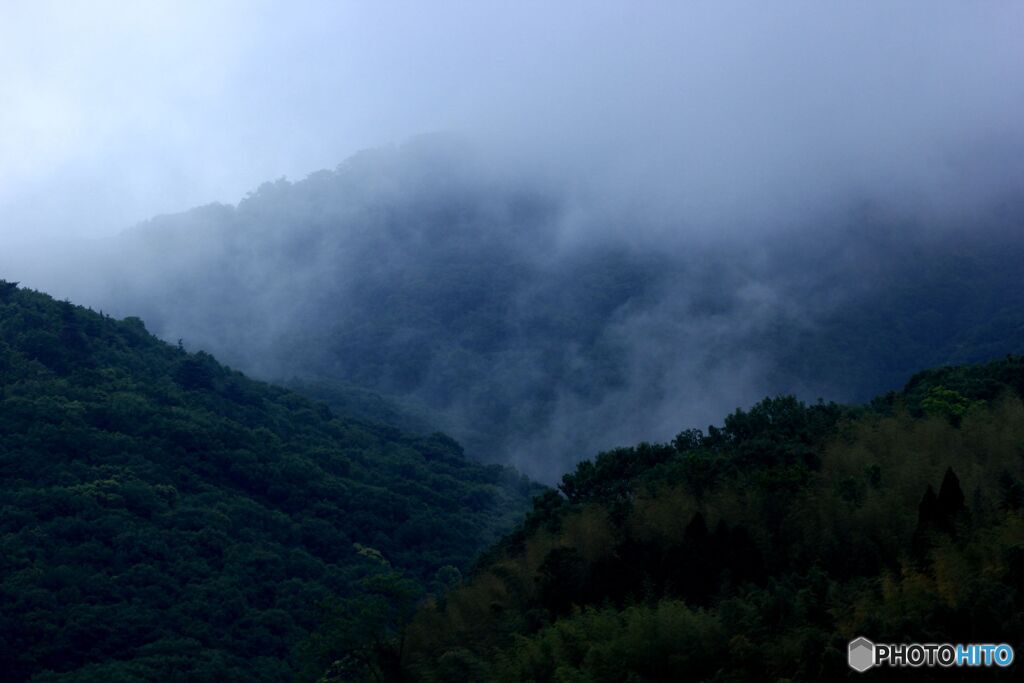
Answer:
[2,1,1023,241]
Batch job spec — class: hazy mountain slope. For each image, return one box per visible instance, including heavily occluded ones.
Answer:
[283,377,442,438]
[12,140,1024,480]
[390,358,1024,682]
[0,281,537,682]
[771,221,1024,399]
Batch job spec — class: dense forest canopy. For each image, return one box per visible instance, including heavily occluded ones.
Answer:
[8,139,1024,481]
[381,358,1024,682]
[0,282,538,681]
[2,278,1022,681]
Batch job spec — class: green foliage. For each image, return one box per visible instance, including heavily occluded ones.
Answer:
[397,359,1024,681]
[303,548,420,683]
[559,396,849,507]
[919,386,978,420]
[898,356,1024,413]
[0,282,539,681]
[286,378,441,438]
[489,601,727,683]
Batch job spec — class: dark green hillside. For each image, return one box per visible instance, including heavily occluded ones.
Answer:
[284,377,442,440]
[0,281,538,681]
[389,358,1024,682]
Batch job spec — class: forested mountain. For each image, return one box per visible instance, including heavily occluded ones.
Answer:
[11,139,1023,480]
[0,281,538,681]
[3,281,1022,682]
[4,4,1022,682]
[379,357,1024,682]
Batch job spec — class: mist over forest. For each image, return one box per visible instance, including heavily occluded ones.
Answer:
[3,3,1022,481]
[5,135,1024,481]
[4,3,1023,481]
[5,3,1024,680]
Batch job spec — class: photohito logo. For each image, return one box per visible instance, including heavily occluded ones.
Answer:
[848,637,1014,672]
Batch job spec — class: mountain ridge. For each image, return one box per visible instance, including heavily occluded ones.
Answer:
[0,280,538,681]
[4,141,1024,482]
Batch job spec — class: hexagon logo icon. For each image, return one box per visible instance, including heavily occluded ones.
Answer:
[848,637,875,672]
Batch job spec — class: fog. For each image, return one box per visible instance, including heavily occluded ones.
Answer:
[3,2,1024,480]
[4,2,1022,241]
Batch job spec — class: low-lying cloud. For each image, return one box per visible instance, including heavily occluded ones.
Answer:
[2,2,1024,481]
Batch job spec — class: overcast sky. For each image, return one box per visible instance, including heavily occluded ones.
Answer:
[2,1,1023,242]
